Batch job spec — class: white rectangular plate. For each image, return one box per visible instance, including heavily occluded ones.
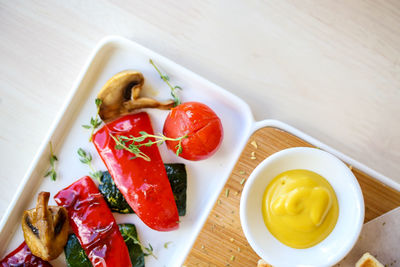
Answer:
[0,36,254,266]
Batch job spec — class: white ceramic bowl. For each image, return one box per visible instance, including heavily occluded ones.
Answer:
[240,147,364,267]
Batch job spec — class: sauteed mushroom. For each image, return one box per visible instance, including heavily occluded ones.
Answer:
[22,192,69,261]
[98,70,174,122]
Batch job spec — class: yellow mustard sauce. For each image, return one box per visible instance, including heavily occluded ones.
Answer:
[262,169,339,248]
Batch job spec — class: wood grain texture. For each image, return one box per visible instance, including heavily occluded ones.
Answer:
[184,127,400,267]
[1,0,400,224]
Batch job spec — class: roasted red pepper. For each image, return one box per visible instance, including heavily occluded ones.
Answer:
[54,176,131,267]
[0,242,52,267]
[93,112,179,231]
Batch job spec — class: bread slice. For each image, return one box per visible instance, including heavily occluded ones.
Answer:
[355,252,384,267]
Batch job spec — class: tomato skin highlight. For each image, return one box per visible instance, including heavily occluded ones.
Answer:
[163,102,223,161]
[92,112,179,231]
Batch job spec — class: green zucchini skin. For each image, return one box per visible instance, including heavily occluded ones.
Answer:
[165,163,187,216]
[99,164,187,215]
[64,224,145,267]
[64,234,92,267]
[119,224,145,267]
[98,171,134,214]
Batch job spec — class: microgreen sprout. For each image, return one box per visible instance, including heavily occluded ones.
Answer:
[44,141,58,181]
[77,148,102,183]
[82,98,103,141]
[149,59,182,107]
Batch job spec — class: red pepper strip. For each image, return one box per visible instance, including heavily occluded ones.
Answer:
[93,112,179,231]
[0,242,52,267]
[54,176,131,267]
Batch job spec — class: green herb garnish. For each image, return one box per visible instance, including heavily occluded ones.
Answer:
[110,131,187,161]
[149,59,182,107]
[82,98,103,141]
[120,225,157,259]
[164,241,172,249]
[77,148,102,182]
[44,141,58,181]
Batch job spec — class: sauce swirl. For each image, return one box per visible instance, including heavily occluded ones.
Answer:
[262,169,339,248]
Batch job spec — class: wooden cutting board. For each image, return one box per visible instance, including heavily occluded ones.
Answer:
[183,127,400,267]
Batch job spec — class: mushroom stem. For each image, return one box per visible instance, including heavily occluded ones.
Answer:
[123,98,174,111]
[35,192,52,248]
[36,192,50,220]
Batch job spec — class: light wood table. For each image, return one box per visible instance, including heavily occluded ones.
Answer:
[0,0,399,226]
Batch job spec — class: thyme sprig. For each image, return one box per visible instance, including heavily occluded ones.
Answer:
[44,141,58,181]
[110,134,151,161]
[110,131,187,161]
[149,59,182,107]
[82,98,103,141]
[77,148,102,183]
[120,227,157,259]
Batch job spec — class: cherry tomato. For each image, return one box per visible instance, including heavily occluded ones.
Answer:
[163,101,223,161]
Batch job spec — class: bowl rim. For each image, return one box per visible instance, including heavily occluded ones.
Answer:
[240,147,364,267]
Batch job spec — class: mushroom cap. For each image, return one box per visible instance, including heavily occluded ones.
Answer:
[98,70,174,122]
[22,192,69,261]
